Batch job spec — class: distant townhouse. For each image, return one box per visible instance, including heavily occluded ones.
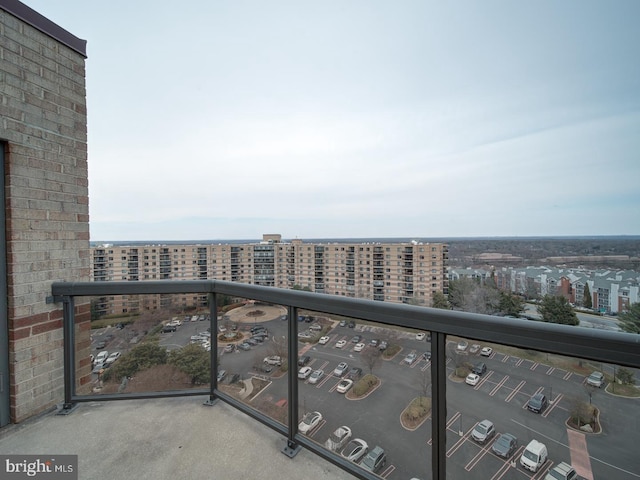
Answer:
[90,235,449,316]
[492,266,639,314]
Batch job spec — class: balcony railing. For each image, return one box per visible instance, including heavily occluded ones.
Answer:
[50,280,640,480]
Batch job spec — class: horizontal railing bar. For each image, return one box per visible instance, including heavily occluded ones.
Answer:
[52,280,640,369]
[71,389,210,403]
[213,389,287,437]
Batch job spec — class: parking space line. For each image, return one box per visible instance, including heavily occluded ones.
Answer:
[563,371,572,381]
[420,361,431,372]
[546,366,555,375]
[530,362,539,370]
[446,424,474,458]
[516,358,524,366]
[542,393,563,418]
[380,464,395,478]
[429,411,460,445]
[532,460,553,480]
[505,380,525,402]
[490,446,525,480]
[475,371,494,390]
[501,355,510,363]
[489,375,509,396]
[307,419,326,438]
[465,439,495,471]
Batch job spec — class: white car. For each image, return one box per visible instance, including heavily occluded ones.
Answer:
[335,339,347,349]
[353,342,365,352]
[318,336,330,345]
[309,369,324,384]
[95,351,109,363]
[456,341,468,352]
[298,411,323,434]
[333,362,349,376]
[336,379,354,393]
[298,366,313,380]
[466,373,480,386]
[416,332,426,341]
[480,347,493,357]
[263,355,282,366]
[404,352,418,365]
[105,351,121,365]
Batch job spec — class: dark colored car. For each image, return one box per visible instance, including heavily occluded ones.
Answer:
[347,321,356,328]
[527,393,548,413]
[492,433,518,458]
[347,367,363,380]
[351,335,362,343]
[245,338,259,346]
[162,325,176,333]
[95,341,107,349]
[237,342,251,351]
[471,362,487,375]
[298,355,311,367]
[360,445,387,473]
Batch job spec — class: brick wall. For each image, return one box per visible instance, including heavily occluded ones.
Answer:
[1,3,90,422]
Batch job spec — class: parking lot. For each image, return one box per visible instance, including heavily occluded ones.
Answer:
[93,314,639,479]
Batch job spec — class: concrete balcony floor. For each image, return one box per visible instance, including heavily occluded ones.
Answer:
[0,396,356,480]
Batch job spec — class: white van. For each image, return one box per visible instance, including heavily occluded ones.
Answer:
[520,439,548,472]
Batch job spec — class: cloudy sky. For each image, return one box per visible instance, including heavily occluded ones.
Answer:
[24,1,640,241]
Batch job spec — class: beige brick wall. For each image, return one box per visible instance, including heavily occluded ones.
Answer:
[1,4,90,422]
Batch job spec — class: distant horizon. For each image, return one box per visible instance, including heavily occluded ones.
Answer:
[90,234,640,246]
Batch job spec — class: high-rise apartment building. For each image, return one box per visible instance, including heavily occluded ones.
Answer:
[90,234,449,316]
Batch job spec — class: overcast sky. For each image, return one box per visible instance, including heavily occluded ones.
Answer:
[24,1,640,241]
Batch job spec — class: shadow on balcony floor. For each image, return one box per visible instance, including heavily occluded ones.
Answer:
[0,396,356,480]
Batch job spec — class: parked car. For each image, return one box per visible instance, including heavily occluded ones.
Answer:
[347,367,363,380]
[318,336,330,345]
[471,362,487,375]
[353,342,365,352]
[309,323,323,331]
[587,371,605,388]
[339,320,347,327]
[335,340,347,349]
[325,426,352,452]
[347,321,356,328]
[465,373,480,386]
[105,351,121,365]
[298,411,322,434]
[360,445,387,473]
[404,352,418,365]
[298,355,311,367]
[421,351,431,361]
[308,369,324,384]
[298,366,312,380]
[469,344,481,354]
[341,438,368,463]
[520,439,548,473]
[527,393,548,413]
[336,379,353,393]
[223,344,235,353]
[237,342,251,351]
[378,340,388,351]
[162,324,176,333]
[92,362,107,374]
[216,369,227,382]
[95,351,109,363]
[492,433,518,458]
[245,338,259,346]
[254,363,273,374]
[415,332,426,341]
[456,340,468,352]
[544,461,578,480]
[480,346,493,357]
[369,339,380,347]
[334,362,349,376]
[95,341,107,350]
[351,335,362,344]
[472,419,495,444]
[263,355,282,366]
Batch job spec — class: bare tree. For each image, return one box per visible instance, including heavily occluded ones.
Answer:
[361,347,382,375]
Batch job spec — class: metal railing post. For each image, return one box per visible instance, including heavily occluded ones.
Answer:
[204,291,219,406]
[282,305,301,457]
[57,295,78,415]
[431,331,446,480]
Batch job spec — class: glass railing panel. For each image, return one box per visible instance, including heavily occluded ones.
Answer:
[295,311,433,479]
[215,297,289,426]
[84,294,211,394]
[445,335,640,479]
